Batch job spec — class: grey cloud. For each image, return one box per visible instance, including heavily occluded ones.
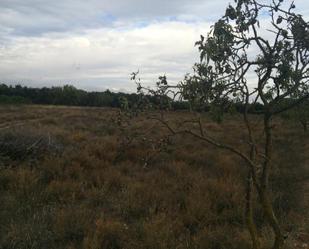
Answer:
[0,0,308,91]
[0,1,109,36]
[0,0,228,37]
[0,21,207,91]
[1,0,308,37]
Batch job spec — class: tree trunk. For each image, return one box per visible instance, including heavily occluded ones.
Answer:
[259,190,284,249]
[261,115,284,249]
[243,102,260,249]
[246,172,260,249]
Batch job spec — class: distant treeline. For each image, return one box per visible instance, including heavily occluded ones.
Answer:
[0,83,265,113]
[0,84,197,111]
[0,84,142,108]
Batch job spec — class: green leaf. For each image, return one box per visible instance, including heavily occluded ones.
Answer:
[282,30,288,38]
[276,16,283,24]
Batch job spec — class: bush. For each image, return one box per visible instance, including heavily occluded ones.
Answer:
[0,128,62,162]
[0,95,31,105]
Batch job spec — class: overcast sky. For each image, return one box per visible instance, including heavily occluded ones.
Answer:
[0,0,308,92]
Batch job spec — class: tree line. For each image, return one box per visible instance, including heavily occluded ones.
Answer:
[0,84,140,108]
[0,83,267,112]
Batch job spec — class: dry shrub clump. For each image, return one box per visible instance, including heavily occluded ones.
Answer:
[0,105,307,249]
[0,128,62,163]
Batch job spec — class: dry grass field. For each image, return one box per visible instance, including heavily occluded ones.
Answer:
[0,105,308,249]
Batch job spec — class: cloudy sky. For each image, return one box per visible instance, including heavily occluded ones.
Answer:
[0,0,308,92]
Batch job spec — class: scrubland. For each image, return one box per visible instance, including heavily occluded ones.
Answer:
[0,105,308,249]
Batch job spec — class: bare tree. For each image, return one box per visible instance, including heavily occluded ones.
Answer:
[128,0,309,248]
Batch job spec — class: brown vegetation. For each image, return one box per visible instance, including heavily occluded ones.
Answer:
[0,105,308,249]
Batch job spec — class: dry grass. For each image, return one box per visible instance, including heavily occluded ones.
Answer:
[0,105,307,249]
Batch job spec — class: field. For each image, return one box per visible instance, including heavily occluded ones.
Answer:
[0,105,308,249]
